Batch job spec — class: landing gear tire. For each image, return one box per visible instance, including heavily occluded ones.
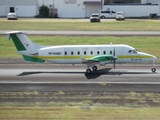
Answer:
[86,69,92,74]
[151,68,156,73]
[92,66,97,71]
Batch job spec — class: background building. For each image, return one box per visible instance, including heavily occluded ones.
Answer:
[39,0,102,18]
[0,0,37,17]
[0,0,160,18]
[103,0,160,4]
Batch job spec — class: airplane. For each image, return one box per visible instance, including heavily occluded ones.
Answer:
[6,31,157,74]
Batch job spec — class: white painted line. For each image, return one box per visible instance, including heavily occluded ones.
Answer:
[0,81,160,85]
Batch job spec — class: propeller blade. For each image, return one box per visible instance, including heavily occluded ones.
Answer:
[113,47,116,69]
[113,47,115,56]
[113,59,116,69]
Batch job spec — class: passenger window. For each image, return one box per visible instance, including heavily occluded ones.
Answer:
[97,51,100,55]
[84,51,86,55]
[90,51,93,55]
[106,11,110,13]
[103,51,106,54]
[77,51,80,55]
[71,51,73,55]
[101,11,106,13]
[64,51,67,55]
[110,51,112,54]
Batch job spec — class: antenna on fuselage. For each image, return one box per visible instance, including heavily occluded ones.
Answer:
[110,42,112,45]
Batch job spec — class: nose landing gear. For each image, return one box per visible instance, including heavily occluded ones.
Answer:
[151,68,156,73]
[151,61,156,73]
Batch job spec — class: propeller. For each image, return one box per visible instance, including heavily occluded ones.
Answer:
[113,47,118,69]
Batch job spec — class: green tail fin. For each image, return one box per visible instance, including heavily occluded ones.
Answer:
[11,34,26,51]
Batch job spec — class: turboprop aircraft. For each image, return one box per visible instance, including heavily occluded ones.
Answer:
[6,31,157,74]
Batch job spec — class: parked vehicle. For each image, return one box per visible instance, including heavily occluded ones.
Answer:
[103,4,160,18]
[90,13,100,22]
[7,13,18,20]
[99,10,116,19]
[116,11,125,20]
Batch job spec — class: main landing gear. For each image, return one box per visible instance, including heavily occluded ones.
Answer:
[86,66,97,74]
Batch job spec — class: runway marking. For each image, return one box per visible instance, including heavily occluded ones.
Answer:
[1,81,160,85]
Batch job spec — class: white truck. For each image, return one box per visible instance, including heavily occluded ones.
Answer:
[99,9,117,18]
[103,4,160,18]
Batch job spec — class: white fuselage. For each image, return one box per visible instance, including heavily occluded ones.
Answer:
[31,44,156,64]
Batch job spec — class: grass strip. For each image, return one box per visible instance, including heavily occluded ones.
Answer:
[0,107,160,120]
[0,18,160,31]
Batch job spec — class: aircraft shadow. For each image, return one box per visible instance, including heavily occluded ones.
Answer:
[17,68,155,79]
[84,68,155,79]
[85,68,112,79]
[17,71,85,76]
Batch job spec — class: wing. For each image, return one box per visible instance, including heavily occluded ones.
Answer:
[81,55,118,64]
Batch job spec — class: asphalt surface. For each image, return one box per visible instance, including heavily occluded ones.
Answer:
[0,64,160,92]
[1,30,160,36]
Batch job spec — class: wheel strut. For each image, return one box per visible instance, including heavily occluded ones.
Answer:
[151,61,156,73]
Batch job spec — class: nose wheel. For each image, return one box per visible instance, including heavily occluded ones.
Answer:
[151,61,156,73]
[151,68,156,73]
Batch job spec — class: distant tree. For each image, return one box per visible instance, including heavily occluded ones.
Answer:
[39,5,49,17]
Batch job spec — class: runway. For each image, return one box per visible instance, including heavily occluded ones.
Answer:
[0,64,160,92]
[1,30,160,36]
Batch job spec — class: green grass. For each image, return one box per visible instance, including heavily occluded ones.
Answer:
[0,35,159,62]
[1,91,160,119]
[0,18,160,31]
[0,107,160,120]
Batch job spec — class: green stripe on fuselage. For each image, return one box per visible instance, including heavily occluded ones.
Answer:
[11,34,26,51]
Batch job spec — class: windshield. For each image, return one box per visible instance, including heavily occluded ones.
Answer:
[128,49,137,54]
[92,15,99,17]
[117,13,122,15]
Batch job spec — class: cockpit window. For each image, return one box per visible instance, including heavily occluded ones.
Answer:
[133,50,137,54]
[128,50,132,53]
[128,49,137,54]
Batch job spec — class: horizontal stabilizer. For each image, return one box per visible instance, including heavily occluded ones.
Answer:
[6,31,26,40]
[6,31,26,34]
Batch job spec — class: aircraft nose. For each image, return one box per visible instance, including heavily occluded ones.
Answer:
[152,56,157,61]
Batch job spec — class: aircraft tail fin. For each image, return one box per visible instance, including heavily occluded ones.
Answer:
[7,31,45,63]
[7,31,43,53]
